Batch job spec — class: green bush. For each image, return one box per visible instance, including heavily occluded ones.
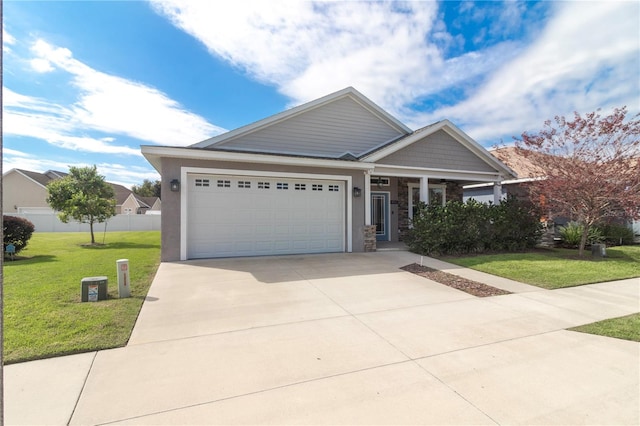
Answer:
[558,222,603,248]
[406,196,542,256]
[3,215,35,255]
[600,223,635,246]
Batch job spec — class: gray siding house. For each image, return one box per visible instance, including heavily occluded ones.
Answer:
[142,87,515,261]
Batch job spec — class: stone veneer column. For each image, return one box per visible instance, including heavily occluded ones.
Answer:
[363,225,377,252]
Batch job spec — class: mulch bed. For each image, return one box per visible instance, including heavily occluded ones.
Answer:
[401,263,512,297]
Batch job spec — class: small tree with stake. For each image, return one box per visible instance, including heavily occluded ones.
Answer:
[516,107,640,256]
[47,165,116,245]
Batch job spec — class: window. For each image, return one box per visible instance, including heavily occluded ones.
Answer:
[429,186,445,206]
[258,182,270,189]
[328,185,340,192]
[216,180,230,188]
[277,182,289,190]
[295,183,306,190]
[196,178,210,187]
[408,183,446,220]
[238,181,251,189]
[370,176,390,187]
[312,184,323,191]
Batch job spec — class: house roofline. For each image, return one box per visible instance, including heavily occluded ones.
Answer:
[189,87,412,149]
[4,168,49,189]
[141,145,376,174]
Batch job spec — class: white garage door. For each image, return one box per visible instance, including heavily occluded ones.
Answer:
[187,174,345,259]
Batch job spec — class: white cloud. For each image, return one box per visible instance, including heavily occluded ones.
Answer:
[3,28,16,52]
[30,57,54,73]
[151,1,454,113]
[408,1,640,144]
[152,0,639,146]
[28,39,226,146]
[3,87,141,156]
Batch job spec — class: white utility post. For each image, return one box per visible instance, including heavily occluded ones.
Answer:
[116,259,131,298]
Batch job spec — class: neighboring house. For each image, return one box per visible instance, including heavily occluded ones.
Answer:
[121,193,162,215]
[2,168,155,215]
[2,169,68,214]
[464,147,541,204]
[464,147,640,242]
[142,87,515,261]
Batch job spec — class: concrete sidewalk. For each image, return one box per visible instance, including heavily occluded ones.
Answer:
[4,252,639,425]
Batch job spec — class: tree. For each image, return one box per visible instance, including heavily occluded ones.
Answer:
[516,107,640,256]
[132,179,161,198]
[46,166,116,244]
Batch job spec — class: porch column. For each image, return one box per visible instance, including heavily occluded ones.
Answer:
[420,176,429,204]
[493,181,503,204]
[364,171,371,225]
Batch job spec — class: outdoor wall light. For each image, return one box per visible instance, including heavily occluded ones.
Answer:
[170,179,181,192]
[353,187,362,198]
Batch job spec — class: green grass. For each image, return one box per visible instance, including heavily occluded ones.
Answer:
[570,313,640,342]
[443,246,640,289]
[3,231,160,364]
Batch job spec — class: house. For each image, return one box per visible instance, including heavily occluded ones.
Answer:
[463,147,541,204]
[2,168,158,215]
[142,87,516,261]
[121,193,162,215]
[2,169,67,214]
[464,147,640,243]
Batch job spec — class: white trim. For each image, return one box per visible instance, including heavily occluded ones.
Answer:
[408,183,420,222]
[180,166,353,261]
[191,87,411,149]
[420,176,429,206]
[364,171,372,226]
[463,176,541,189]
[141,145,375,174]
[372,165,503,183]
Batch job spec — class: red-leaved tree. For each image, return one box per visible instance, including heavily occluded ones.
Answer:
[515,107,640,256]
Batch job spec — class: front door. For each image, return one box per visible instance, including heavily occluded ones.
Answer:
[371,192,390,241]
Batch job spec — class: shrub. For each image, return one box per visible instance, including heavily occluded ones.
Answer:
[558,222,603,248]
[405,196,542,256]
[599,223,635,246]
[3,215,35,255]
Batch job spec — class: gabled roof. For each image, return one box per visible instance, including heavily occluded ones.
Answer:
[111,183,135,206]
[190,87,412,158]
[142,88,516,181]
[362,120,517,179]
[5,169,68,188]
[139,196,160,208]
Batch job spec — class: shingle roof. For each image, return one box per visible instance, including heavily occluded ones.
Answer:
[490,147,545,179]
[16,169,55,187]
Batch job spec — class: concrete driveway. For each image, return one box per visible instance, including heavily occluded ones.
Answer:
[6,251,640,425]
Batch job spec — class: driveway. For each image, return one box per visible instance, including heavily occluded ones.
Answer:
[6,251,640,425]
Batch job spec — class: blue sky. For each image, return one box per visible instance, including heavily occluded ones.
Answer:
[3,1,639,188]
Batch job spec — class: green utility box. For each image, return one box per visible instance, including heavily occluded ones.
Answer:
[81,276,108,302]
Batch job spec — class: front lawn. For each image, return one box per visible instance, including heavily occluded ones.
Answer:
[570,313,640,342]
[443,246,640,289]
[3,231,161,364]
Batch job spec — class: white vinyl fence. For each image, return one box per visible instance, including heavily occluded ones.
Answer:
[8,213,161,232]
